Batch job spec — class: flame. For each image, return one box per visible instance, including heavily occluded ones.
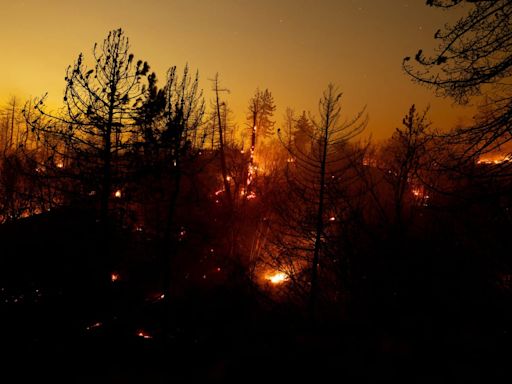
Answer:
[111,272,120,282]
[266,272,289,285]
[411,186,430,200]
[477,155,512,165]
[114,189,122,198]
[56,161,64,168]
[246,191,257,200]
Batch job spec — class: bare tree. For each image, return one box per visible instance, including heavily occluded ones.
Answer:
[270,84,367,320]
[403,0,512,156]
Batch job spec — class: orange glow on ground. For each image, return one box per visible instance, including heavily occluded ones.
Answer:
[477,155,512,165]
[265,272,289,285]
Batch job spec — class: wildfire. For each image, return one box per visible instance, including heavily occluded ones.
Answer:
[265,271,289,285]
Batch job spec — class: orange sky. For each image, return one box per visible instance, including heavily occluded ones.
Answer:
[0,0,476,141]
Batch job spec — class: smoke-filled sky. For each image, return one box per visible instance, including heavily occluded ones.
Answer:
[0,0,475,140]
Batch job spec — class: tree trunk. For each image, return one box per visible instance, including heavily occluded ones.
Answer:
[214,76,232,208]
[309,106,330,323]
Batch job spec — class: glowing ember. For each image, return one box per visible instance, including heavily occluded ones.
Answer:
[246,191,257,200]
[214,189,224,196]
[114,189,122,198]
[86,322,103,331]
[266,272,289,284]
[111,272,120,282]
[137,330,152,339]
[329,216,336,221]
[226,176,231,181]
[56,161,64,168]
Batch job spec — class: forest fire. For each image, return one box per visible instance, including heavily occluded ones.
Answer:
[1,5,511,380]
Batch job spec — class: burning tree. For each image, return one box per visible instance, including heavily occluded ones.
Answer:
[245,88,276,195]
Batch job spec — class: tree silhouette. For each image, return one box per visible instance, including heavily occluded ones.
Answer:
[294,111,314,155]
[380,104,434,231]
[212,74,232,208]
[138,64,205,338]
[403,0,512,155]
[271,84,367,320]
[27,28,152,226]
